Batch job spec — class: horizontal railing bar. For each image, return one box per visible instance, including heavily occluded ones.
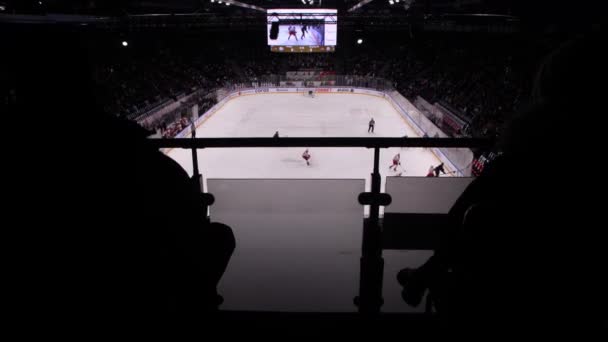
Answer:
[148,137,493,149]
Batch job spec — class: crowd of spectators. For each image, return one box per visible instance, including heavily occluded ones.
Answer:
[343,36,542,138]
[92,34,545,139]
[92,40,238,121]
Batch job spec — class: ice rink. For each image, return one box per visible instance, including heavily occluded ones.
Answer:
[167,92,445,195]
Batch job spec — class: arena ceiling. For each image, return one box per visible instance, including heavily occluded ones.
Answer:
[1,0,601,29]
[1,0,520,16]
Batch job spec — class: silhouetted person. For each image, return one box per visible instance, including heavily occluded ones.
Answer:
[397,33,606,334]
[13,28,235,319]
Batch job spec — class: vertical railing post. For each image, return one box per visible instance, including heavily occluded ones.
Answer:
[190,126,209,222]
[356,147,385,313]
[191,126,200,182]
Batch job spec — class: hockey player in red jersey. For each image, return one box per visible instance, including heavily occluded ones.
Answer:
[426,165,435,177]
[389,153,401,171]
[302,149,311,166]
[288,26,298,41]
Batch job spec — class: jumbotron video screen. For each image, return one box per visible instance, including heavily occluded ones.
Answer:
[267,9,337,52]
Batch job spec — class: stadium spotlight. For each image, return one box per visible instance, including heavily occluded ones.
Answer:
[395,0,400,2]
[226,1,230,5]
[122,41,128,47]
[357,39,363,44]
[302,0,306,3]
[211,0,214,2]
[389,0,394,4]
[218,0,222,3]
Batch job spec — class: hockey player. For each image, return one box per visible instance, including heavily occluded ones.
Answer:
[426,166,435,177]
[302,149,311,166]
[273,131,279,138]
[301,25,308,39]
[389,153,401,171]
[434,163,446,177]
[288,26,298,41]
[368,118,375,133]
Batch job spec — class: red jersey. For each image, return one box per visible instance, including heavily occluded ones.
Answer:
[392,155,400,164]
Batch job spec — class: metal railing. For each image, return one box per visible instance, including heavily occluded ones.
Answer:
[149,137,488,149]
[150,136,492,313]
